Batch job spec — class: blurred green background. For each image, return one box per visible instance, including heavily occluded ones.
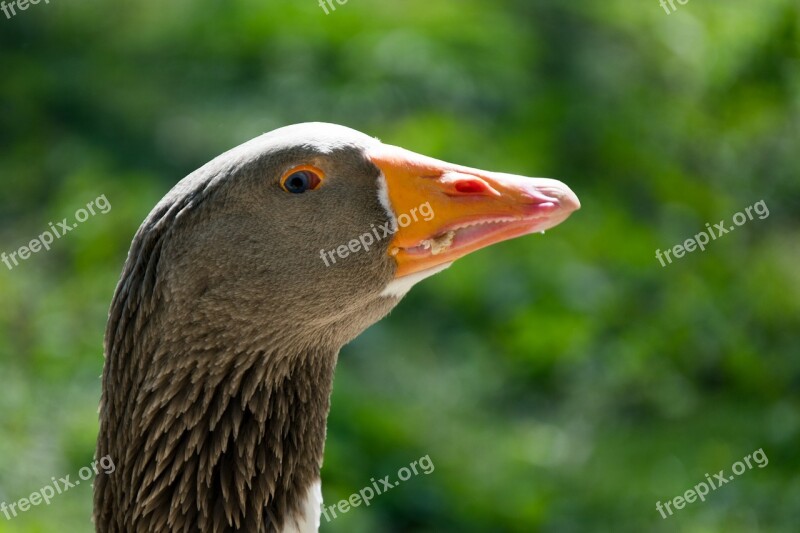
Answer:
[1,0,799,531]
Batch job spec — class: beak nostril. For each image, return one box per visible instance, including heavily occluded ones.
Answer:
[454,179,490,195]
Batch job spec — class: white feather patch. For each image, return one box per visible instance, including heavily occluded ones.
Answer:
[381,262,453,299]
[376,172,398,230]
[282,481,322,533]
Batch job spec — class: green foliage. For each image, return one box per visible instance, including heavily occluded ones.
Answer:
[0,0,798,531]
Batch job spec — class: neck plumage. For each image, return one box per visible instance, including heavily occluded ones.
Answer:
[95,304,336,532]
[93,195,343,532]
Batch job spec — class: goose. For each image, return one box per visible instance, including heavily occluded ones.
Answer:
[93,122,580,533]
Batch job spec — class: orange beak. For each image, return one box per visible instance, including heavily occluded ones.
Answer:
[369,144,581,278]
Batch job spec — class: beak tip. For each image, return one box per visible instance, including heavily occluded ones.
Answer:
[529,180,580,213]
[565,190,581,212]
[553,183,580,213]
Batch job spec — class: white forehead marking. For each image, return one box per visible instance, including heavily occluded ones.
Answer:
[381,262,453,299]
[376,172,397,228]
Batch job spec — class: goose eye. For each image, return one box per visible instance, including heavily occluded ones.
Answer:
[280,167,323,194]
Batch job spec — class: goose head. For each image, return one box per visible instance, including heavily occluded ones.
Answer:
[94,122,579,532]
